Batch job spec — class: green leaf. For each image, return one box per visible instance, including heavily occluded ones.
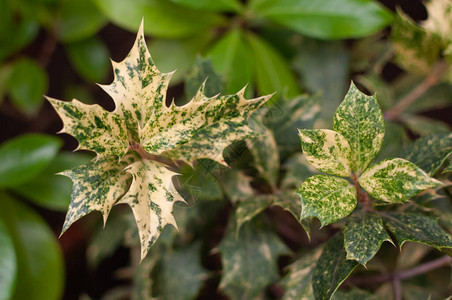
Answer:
[358,158,442,203]
[66,37,110,82]
[236,195,274,234]
[246,32,301,98]
[251,0,392,39]
[344,211,392,265]
[170,0,242,12]
[11,152,92,211]
[0,216,16,300]
[94,0,224,38]
[382,212,452,253]
[298,129,352,177]
[59,0,107,43]
[281,153,319,190]
[157,242,208,300]
[185,57,222,99]
[273,192,313,239]
[312,233,359,300]
[0,134,61,187]
[0,194,64,300]
[333,82,385,174]
[297,175,356,226]
[219,215,289,299]
[391,10,443,74]
[402,115,451,136]
[132,253,158,300]
[208,29,253,95]
[332,288,382,300]
[401,132,452,176]
[280,249,321,300]
[0,14,38,62]
[374,121,407,163]
[7,58,48,115]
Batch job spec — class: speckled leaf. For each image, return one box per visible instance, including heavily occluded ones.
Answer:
[422,0,452,44]
[219,215,290,299]
[298,129,352,177]
[60,153,138,235]
[344,211,392,265]
[117,159,183,259]
[391,10,443,74]
[280,249,321,300]
[236,195,274,234]
[297,175,356,227]
[382,212,452,253]
[312,233,359,300]
[333,82,385,174]
[401,132,452,175]
[358,158,442,203]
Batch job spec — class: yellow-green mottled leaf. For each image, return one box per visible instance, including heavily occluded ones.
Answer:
[280,249,321,300]
[401,132,452,176]
[299,129,352,177]
[422,0,452,44]
[391,10,443,74]
[118,159,183,260]
[312,233,359,300]
[333,82,385,174]
[382,212,452,253]
[344,211,392,265]
[297,175,356,226]
[236,195,275,234]
[60,153,138,234]
[219,215,290,299]
[358,158,442,203]
[47,97,129,159]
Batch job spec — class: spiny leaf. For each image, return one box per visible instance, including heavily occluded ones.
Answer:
[382,212,452,253]
[333,82,385,174]
[118,159,183,259]
[297,175,356,226]
[344,211,392,265]
[358,158,442,204]
[312,233,359,300]
[401,132,452,176]
[298,129,352,177]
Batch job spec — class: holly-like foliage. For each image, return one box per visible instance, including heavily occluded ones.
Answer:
[49,21,270,259]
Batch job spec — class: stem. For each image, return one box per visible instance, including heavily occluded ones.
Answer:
[351,173,370,209]
[38,29,58,68]
[385,60,449,121]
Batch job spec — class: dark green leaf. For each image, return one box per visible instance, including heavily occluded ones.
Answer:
[382,212,452,253]
[312,233,359,300]
[401,132,452,176]
[66,37,110,82]
[0,134,61,187]
[11,152,92,211]
[251,0,392,39]
[59,0,107,43]
[273,192,312,239]
[219,215,289,299]
[236,195,274,234]
[246,32,301,99]
[332,288,382,300]
[0,194,64,300]
[157,242,208,300]
[0,216,16,300]
[297,175,356,226]
[344,211,392,265]
[402,115,451,136]
[94,0,224,38]
[170,0,242,12]
[281,153,319,190]
[0,14,38,62]
[374,122,407,163]
[6,58,48,115]
[185,57,222,99]
[333,82,385,174]
[208,29,253,94]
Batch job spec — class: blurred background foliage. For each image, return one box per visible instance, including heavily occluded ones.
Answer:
[0,0,452,299]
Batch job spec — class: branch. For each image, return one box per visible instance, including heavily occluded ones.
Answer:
[351,173,370,209]
[385,60,449,121]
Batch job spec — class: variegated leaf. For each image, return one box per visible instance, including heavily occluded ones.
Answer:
[298,129,352,177]
[332,288,383,300]
[47,98,129,159]
[273,192,312,240]
[297,175,356,226]
[333,82,385,174]
[358,158,442,203]
[422,0,452,44]
[312,234,359,300]
[235,195,275,234]
[60,153,138,234]
[382,212,452,253]
[344,211,392,265]
[118,159,183,259]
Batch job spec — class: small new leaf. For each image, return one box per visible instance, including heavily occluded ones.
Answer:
[297,175,356,226]
[358,158,442,203]
[333,82,385,174]
[298,129,352,177]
